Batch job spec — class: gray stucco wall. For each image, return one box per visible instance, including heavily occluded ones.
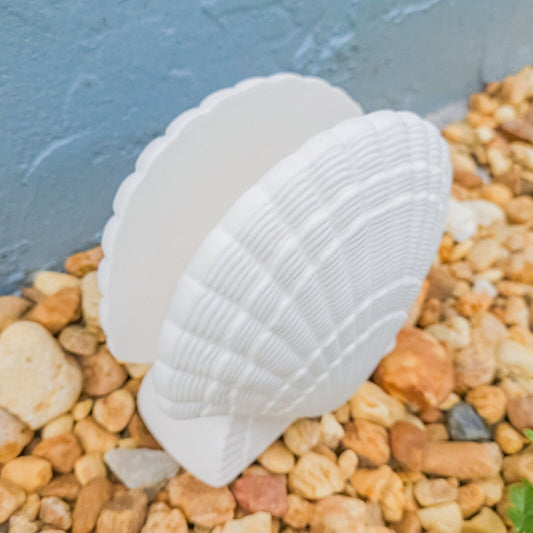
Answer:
[2,0,533,293]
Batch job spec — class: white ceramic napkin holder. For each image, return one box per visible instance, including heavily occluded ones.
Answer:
[98,73,451,487]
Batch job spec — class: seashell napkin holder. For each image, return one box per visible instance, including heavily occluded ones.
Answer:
[98,74,452,487]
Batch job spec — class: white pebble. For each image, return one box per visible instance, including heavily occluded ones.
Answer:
[472,279,498,298]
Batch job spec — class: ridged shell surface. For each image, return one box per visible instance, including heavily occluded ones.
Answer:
[152,110,451,427]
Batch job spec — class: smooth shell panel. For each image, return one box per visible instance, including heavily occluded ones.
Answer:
[98,73,363,365]
[153,110,451,421]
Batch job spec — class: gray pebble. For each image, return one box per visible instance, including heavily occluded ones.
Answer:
[446,402,491,441]
[105,448,180,489]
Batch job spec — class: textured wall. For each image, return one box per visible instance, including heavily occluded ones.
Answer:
[2,0,533,293]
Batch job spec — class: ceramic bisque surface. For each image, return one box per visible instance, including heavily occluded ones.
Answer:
[99,75,451,486]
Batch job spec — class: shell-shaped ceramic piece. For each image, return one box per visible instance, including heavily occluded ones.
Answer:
[98,74,363,366]
[99,74,451,487]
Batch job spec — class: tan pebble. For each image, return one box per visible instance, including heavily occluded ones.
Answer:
[421,441,502,480]
[373,327,454,410]
[439,392,461,410]
[288,451,343,500]
[0,296,32,331]
[380,469,405,522]
[467,238,501,272]
[474,125,496,144]
[231,473,287,517]
[33,271,80,296]
[507,395,533,430]
[390,422,427,471]
[337,449,358,479]
[454,341,496,392]
[310,495,366,533]
[0,408,34,463]
[72,477,113,533]
[123,362,150,379]
[8,514,40,533]
[465,385,507,424]
[477,475,503,506]
[505,195,533,224]
[42,414,74,440]
[12,492,40,520]
[25,287,81,334]
[74,417,118,454]
[497,339,533,377]
[74,452,107,485]
[221,511,271,533]
[417,502,462,533]
[283,419,320,456]
[167,472,235,527]
[461,506,506,533]
[1,456,52,491]
[425,423,449,441]
[365,500,384,526]
[503,296,530,328]
[65,246,104,277]
[418,298,441,327]
[257,441,294,474]
[0,478,26,522]
[470,92,498,114]
[39,496,72,530]
[140,507,188,533]
[333,402,350,423]
[351,465,392,501]
[495,422,526,454]
[413,477,457,507]
[443,122,475,145]
[494,104,517,123]
[457,483,485,518]
[312,442,342,462]
[448,240,473,262]
[450,261,472,280]
[341,419,390,466]
[118,438,138,449]
[511,141,533,169]
[0,321,82,430]
[393,511,421,533]
[282,493,313,528]
[78,347,128,396]
[502,452,533,483]
[20,286,46,304]
[123,378,141,396]
[71,399,93,421]
[508,324,533,348]
[319,413,344,449]
[96,488,148,533]
[93,389,135,433]
[58,325,98,357]
[33,432,82,473]
[127,413,161,449]
[80,272,102,331]
[419,406,442,423]
[454,291,492,317]
[349,381,406,428]
[40,473,80,501]
[487,147,512,175]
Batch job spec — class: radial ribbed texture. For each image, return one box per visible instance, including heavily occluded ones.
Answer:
[152,110,451,423]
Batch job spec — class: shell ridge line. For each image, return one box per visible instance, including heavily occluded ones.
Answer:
[155,311,304,408]
[254,178,342,373]
[175,220,323,384]
[328,117,374,383]
[212,223,323,377]
[214,199,326,356]
[154,276,419,419]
